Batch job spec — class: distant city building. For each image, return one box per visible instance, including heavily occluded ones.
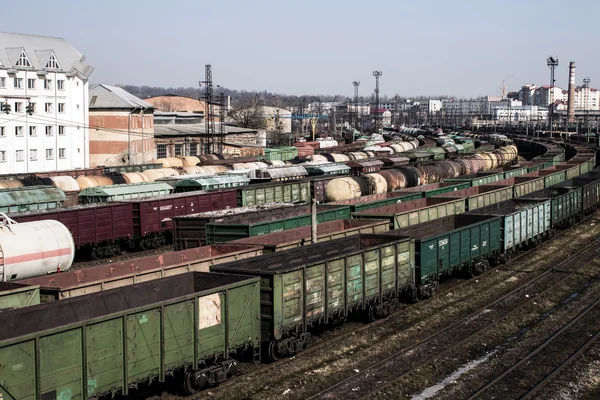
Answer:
[0,32,93,173]
[493,105,548,122]
[419,99,443,114]
[88,84,155,167]
[520,82,599,111]
[262,106,292,133]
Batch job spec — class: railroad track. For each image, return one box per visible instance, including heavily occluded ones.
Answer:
[467,293,600,399]
[305,234,600,400]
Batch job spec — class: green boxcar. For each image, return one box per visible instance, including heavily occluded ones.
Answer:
[465,199,551,254]
[384,215,502,286]
[319,191,422,213]
[522,187,583,227]
[0,272,261,399]
[492,176,546,198]
[0,283,40,311]
[427,147,446,160]
[433,185,513,211]
[352,197,467,229]
[205,206,351,244]
[444,171,506,187]
[238,180,310,206]
[0,186,66,212]
[211,234,414,360]
[79,182,173,203]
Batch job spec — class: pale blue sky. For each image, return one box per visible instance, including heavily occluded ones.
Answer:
[3,0,598,97]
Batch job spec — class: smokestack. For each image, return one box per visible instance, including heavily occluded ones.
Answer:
[567,61,576,123]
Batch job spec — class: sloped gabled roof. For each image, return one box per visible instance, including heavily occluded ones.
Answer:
[0,32,93,79]
[89,84,154,110]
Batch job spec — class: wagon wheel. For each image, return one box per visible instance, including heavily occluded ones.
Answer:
[268,341,280,361]
[183,370,200,395]
[91,247,103,260]
[367,304,377,322]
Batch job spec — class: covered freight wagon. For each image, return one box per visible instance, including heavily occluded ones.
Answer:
[0,186,66,213]
[78,182,173,203]
[115,190,238,249]
[173,174,250,192]
[9,203,134,260]
[443,170,506,187]
[212,234,415,360]
[0,272,261,398]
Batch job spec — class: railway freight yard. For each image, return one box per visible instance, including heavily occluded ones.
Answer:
[2,2,600,399]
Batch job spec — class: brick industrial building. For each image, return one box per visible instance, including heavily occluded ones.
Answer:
[88,84,155,167]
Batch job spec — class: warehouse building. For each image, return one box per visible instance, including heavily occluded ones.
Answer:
[88,84,155,167]
[0,32,93,173]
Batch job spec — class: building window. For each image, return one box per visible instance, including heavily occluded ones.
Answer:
[29,149,37,161]
[15,50,31,67]
[59,148,66,159]
[45,53,60,69]
[15,150,24,162]
[29,102,36,113]
[14,102,23,113]
[58,126,65,136]
[15,126,23,137]
[43,79,52,90]
[27,78,36,89]
[45,103,52,113]
[45,149,54,160]
[175,144,183,156]
[189,144,198,156]
[0,151,6,162]
[46,126,53,136]
[57,80,65,90]
[0,127,4,137]
[14,78,23,89]
[29,126,36,136]
[157,144,167,158]
[0,77,5,88]
[58,103,65,113]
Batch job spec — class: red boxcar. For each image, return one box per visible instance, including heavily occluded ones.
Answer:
[115,190,238,249]
[10,203,134,259]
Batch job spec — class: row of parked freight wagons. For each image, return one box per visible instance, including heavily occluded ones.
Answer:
[3,155,600,399]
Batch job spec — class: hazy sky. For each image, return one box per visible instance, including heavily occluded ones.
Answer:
[3,0,598,98]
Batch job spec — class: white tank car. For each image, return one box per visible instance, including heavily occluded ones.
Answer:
[0,214,75,281]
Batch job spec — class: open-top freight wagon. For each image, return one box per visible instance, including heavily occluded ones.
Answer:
[0,272,262,398]
[212,234,415,361]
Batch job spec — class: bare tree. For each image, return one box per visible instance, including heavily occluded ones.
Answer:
[228,97,268,129]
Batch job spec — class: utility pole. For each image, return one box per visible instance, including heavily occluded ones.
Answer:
[373,71,382,133]
[352,81,360,134]
[547,56,559,135]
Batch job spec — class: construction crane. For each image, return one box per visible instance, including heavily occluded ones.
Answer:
[501,75,515,99]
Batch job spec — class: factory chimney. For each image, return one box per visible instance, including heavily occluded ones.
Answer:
[567,61,576,123]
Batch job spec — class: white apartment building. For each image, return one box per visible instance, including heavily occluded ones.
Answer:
[493,105,548,122]
[0,32,93,173]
